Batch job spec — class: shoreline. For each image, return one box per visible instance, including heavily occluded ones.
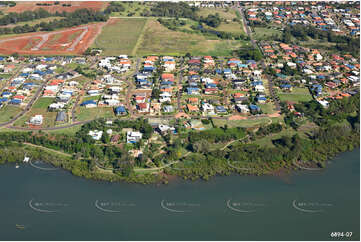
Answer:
[0,144,358,185]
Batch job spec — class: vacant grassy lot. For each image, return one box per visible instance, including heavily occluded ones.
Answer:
[137,20,248,56]
[215,22,245,35]
[213,117,273,128]
[198,8,238,20]
[198,8,245,35]
[278,87,312,103]
[259,103,275,114]
[32,97,54,109]
[253,27,282,40]
[0,105,22,123]
[0,74,12,79]
[75,107,115,122]
[92,18,147,56]
[253,128,298,148]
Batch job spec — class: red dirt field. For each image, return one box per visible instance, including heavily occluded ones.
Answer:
[0,22,105,55]
[3,1,108,13]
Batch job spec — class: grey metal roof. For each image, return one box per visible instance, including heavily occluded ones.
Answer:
[56,111,66,122]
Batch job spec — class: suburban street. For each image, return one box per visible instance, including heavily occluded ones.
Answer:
[238,7,281,111]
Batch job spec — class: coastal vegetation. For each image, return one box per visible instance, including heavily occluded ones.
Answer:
[0,94,359,184]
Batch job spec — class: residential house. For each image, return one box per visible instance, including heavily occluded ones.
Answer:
[127,131,143,143]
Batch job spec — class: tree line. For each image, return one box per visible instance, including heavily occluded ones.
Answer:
[283,24,360,57]
[0,8,108,35]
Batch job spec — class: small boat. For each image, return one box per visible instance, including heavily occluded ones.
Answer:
[16,224,25,229]
[23,156,30,163]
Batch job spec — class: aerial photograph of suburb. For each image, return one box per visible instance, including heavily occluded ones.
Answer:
[0,0,359,241]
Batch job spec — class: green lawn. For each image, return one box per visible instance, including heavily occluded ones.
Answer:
[32,97,54,109]
[253,128,297,148]
[253,27,282,40]
[278,87,312,103]
[92,18,147,56]
[259,103,275,114]
[0,74,12,79]
[0,105,22,123]
[82,95,101,102]
[75,107,115,122]
[46,125,82,135]
[197,8,245,35]
[198,8,238,20]
[213,117,273,128]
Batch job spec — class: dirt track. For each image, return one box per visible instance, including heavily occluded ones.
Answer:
[0,24,102,55]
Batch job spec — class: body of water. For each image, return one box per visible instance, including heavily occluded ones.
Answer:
[0,150,359,240]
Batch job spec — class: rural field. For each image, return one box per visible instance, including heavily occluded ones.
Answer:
[94,18,249,56]
[0,23,104,55]
[92,18,147,56]
[2,1,108,13]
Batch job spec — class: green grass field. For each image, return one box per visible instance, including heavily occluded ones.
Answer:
[213,117,274,128]
[253,128,297,148]
[259,103,275,114]
[136,19,248,56]
[253,27,282,40]
[198,8,238,20]
[92,18,147,56]
[278,87,312,103]
[0,105,22,123]
[32,97,54,109]
[75,107,115,122]
[198,8,245,35]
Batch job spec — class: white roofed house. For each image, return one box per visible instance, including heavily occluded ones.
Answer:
[163,61,176,72]
[157,124,175,134]
[22,67,34,73]
[253,70,262,77]
[88,130,103,141]
[104,99,120,106]
[87,89,100,96]
[287,62,297,68]
[68,81,79,87]
[36,64,47,70]
[315,54,323,61]
[159,92,172,103]
[127,131,143,143]
[236,104,250,113]
[109,86,122,94]
[202,103,215,115]
[254,85,265,92]
[29,115,43,126]
[48,103,65,111]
